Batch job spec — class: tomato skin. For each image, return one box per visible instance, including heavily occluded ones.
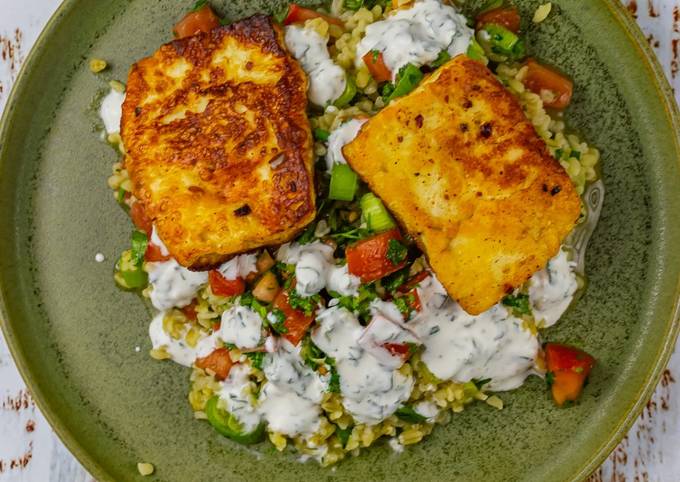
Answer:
[173,4,221,39]
[476,7,521,33]
[362,51,392,83]
[384,342,410,358]
[523,59,574,109]
[346,228,407,282]
[144,243,171,262]
[195,348,233,381]
[284,4,343,27]
[398,271,429,293]
[545,343,595,406]
[208,270,246,297]
[130,202,152,236]
[181,301,198,321]
[273,290,314,346]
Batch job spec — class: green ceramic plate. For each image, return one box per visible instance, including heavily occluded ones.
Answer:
[1,1,679,481]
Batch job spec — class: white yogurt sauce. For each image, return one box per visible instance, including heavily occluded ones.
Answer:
[259,340,329,436]
[148,312,218,367]
[217,364,262,431]
[410,276,539,391]
[277,242,360,297]
[219,305,263,349]
[355,0,473,81]
[147,260,208,310]
[414,400,440,421]
[284,25,347,107]
[357,314,420,369]
[312,306,414,424]
[150,226,170,256]
[529,248,578,327]
[325,119,367,173]
[99,88,125,134]
[217,254,257,281]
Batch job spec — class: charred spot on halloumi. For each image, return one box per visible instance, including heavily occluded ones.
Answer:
[121,15,314,270]
[343,55,581,315]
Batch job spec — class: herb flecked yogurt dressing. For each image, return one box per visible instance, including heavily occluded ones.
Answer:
[149,311,218,366]
[325,118,367,173]
[529,248,578,327]
[99,88,125,134]
[355,0,473,80]
[284,25,347,107]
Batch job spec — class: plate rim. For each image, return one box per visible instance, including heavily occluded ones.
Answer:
[0,1,678,481]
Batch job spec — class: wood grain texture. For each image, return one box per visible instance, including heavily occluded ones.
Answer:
[0,0,678,480]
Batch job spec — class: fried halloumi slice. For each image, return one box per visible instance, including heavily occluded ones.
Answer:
[121,15,314,269]
[343,55,581,315]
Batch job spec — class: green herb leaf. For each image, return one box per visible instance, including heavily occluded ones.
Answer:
[502,293,531,315]
[371,49,380,62]
[272,5,290,24]
[191,0,208,12]
[386,239,408,265]
[313,128,330,142]
[328,364,341,393]
[301,336,326,369]
[246,352,264,370]
[393,295,413,316]
[545,371,555,387]
[130,230,148,265]
[571,150,581,160]
[381,267,410,292]
[267,308,288,334]
[431,50,451,68]
[386,64,424,102]
[336,426,353,447]
[472,378,492,390]
[296,222,318,245]
[395,405,427,424]
[287,288,321,316]
[343,0,364,10]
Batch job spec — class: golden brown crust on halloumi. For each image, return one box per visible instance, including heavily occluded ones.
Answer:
[343,55,581,315]
[121,15,314,269]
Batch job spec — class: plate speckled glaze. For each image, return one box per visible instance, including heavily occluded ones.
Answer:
[0,1,679,481]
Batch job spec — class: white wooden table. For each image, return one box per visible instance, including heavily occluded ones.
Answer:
[1,1,678,480]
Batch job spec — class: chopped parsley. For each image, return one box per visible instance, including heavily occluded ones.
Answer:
[393,294,415,317]
[287,288,321,316]
[472,378,492,390]
[246,352,265,370]
[266,308,288,334]
[328,363,341,393]
[329,283,378,322]
[571,150,581,160]
[240,292,269,320]
[386,239,408,265]
[190,0,208,12]
[296,222,317,245]
[336,426,352,447]
[545,371,555,387]
[300,336,326,369]
[502,293,531,316]
[381,267,410,292]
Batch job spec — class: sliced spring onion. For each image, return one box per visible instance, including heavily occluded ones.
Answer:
[130,230,148,265]
[466,38,488,65]
[334,75,357,108]
[477,24,526,62]
[205,396,265,445]
[313,128,330,142]
[431,50,451,68]
[343,0,364,10]
[360,193,395,232]
[114,250,148,290]
[386,64,423,102]
[329,164,358,201]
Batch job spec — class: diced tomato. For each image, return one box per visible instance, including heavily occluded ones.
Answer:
[130,202,152,236]
[398,271,429,293]
[362,51,392,83]
[403,289,422,312]
[476,7,521,33]
[195,348,233,381]
[144,242,171,262]
[346,228,407,282]
[545,343,595,406]
[384,342,410,358]
[273,290,314,346]
[212,321,221,331]
[208,270,246,297]
[523,59,574,109]
[181,301,198,321]
[173,4,221,39]
[283,4,343,27]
